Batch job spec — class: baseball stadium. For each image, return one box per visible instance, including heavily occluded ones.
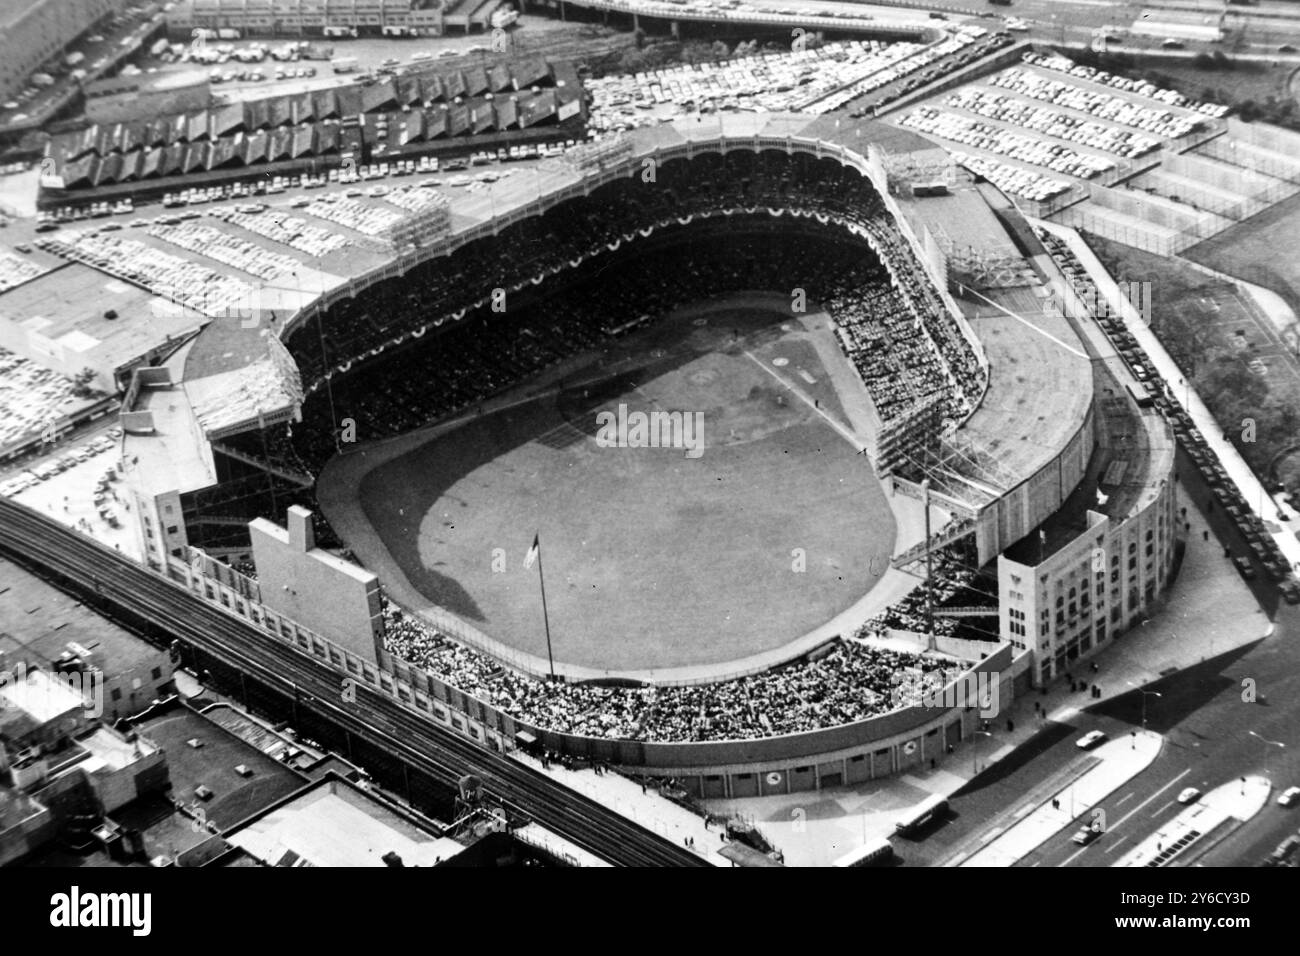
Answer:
[75,109,1176,797]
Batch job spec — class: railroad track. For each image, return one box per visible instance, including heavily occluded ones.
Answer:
[0,498,705,867]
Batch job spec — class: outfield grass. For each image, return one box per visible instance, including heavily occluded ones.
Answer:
[354,306,896,673]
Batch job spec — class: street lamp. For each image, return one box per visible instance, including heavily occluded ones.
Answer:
[1126,681,1161,729]
[1248,730,1286,776]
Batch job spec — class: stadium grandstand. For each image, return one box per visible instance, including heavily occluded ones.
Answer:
[3,94,1185,790]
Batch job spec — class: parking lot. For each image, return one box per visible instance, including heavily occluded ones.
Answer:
[891,49,1229,204]
[586,27,1009,133]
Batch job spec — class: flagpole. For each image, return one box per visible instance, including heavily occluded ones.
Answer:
[535,531,556,681]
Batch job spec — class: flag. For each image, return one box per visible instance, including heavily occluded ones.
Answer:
[524,534,539,570]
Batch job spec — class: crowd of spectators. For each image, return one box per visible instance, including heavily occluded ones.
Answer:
[382,599,965,742]
[277,150,983,444]
[830,279,957,424]
[859,549,975,641]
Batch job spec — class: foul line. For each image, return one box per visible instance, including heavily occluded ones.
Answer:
[741,349,867,453]
[964,286,1089,359]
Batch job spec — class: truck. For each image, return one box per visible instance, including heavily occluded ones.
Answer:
[381,25,417,37]
[217,28,242,40]
[323,25,358,38]
[332,57,359,73]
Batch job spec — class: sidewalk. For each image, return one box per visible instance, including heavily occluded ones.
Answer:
[1038,220,1300,569]
[956,731,1163,867]
[702,482,1266,865]
[1115,775,1271,867]
[510,751,730,866]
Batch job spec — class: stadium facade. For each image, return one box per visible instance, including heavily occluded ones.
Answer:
[116,115,1176,789]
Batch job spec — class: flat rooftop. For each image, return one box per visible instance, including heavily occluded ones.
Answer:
[135,704,308,830]
[0,263,205,372]
[0,552,164,680]
[902,184,1022,257]
[227,775,464,867]
[122,339,218,495]
[0,787,46,834]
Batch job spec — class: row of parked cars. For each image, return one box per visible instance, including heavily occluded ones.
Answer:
[0,430,121,498]
[1036,226,1300,602]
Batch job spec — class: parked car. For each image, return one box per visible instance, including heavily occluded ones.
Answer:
[1076,730,1107,750]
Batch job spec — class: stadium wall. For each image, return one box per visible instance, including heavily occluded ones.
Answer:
[974,402,1095,565]
[173,549,1020,786]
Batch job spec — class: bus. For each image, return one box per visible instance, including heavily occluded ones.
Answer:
[894,795,947,836]
[1126,382,1153,408]
[832,837,894,867]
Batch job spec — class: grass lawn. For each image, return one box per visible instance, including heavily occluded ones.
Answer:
[353,305,896,672]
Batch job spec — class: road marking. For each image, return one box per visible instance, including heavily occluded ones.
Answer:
[1116,792,1135,807]
[1109,769,1192,834]
[1152,799,1175,817]
[1105,835,1130,854]
[980,826,1005,844]
[1061,845,1088,867]
[1014,803,1036,819]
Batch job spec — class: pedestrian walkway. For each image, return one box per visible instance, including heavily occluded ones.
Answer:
[703,482,1265,865]
[956,731,1163,866]
[510,751,730,866]
[1038,220,1300,568]
[1115,775,1271,867]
